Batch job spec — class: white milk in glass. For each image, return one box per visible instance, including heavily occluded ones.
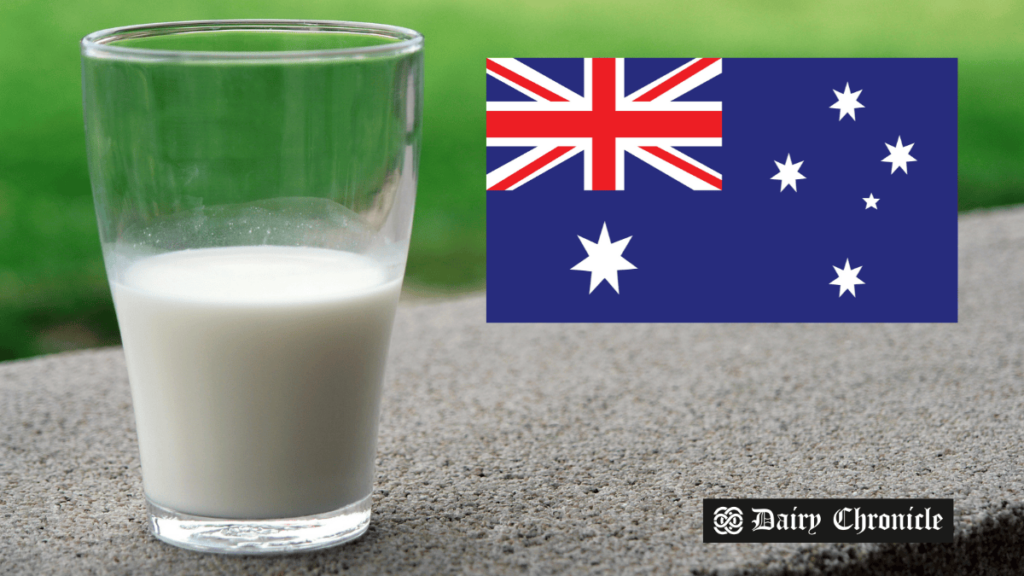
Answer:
[111,245,401,519]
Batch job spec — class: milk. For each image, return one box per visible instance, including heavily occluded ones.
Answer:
[111,246,402,519]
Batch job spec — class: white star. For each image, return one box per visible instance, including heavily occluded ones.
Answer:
[571,222,636,294]
[882,136,916,174]
[863,194,880,209]
[831,82,865,121]
[771,154,806,192]
[830,259,865,297]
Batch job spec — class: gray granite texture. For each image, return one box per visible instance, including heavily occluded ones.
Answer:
[3,206,1024,575]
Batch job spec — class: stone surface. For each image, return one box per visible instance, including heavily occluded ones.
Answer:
[3,207,1024,574]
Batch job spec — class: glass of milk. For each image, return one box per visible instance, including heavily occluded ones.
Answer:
[81,21,422,554]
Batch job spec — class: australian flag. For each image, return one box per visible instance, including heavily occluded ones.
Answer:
[486,58,957,322]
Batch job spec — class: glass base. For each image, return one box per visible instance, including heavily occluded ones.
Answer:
[147,495,371,554]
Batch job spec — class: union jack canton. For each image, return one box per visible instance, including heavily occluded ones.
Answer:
[486,58,723,191]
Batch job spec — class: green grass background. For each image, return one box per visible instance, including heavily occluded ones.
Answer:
[1,0,1022,360]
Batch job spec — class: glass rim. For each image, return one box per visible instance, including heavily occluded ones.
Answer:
[81,19,423,62]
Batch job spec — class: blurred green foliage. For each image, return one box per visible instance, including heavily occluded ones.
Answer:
[1,0,1022,360]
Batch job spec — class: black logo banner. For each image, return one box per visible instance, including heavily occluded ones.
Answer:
[704,499,953,543]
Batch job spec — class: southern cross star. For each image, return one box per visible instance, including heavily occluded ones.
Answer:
[863,194,880,209]
[571,222,636,294]
[882,137,916,174]
[771,154,806,192]
[831,82,865,121]
[830,259,865,297]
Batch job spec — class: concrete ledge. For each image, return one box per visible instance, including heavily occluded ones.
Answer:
[3,206,1024,574]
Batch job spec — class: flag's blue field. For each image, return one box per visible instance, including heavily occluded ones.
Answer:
[487,58,957,322]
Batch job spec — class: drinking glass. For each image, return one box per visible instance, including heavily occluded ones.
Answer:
[81,20,422,554]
